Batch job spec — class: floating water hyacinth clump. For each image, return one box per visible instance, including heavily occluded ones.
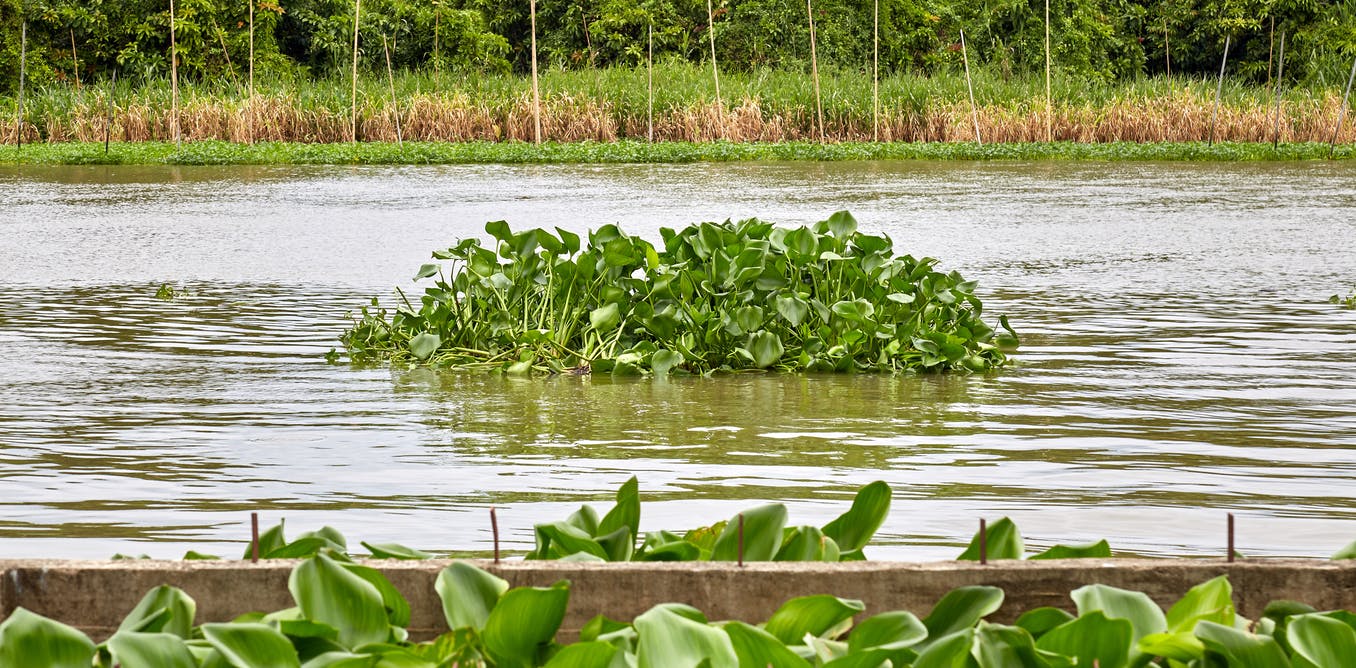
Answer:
[339,211,1019,375]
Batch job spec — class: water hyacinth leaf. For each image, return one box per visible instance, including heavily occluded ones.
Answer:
[301,652,376,668]
[118,585,197,638]
[827,210,858,239]
[747,331,784,369]
[912,629,975,668]
[775,526,840,562]
[774,293,810,327]
[723,621,812,668]
[542,641,619,668]
[710,503,788,561]
[0,608,96,668]
[1334,539,1356,559]
[957,517,1023,561]
[634,605,738,668]
[972,623,1052,668]
[107,632,197,668]
[638,540,702,561]
[414,263,439,280]
[763,595,865,645]
[590,303,621,332]
[1014,608,1075,640]
[1034,611,1133,668]
[435,562,508,632]
[848,611,928,652]
[201,623,301,668]
[1166,575,1235,633]
[407,333,441,361]
[1287,613,1356,668]
[534,522,609,560]
[339,562,412,628]
[1137,632,1205,661]
[921,586,1005,640]
[821,481,892,554]
[483,581,571,668]
[1071,584,1167,643]
[1029,540,1112,560]
[246,519,288,559]
[289,553,390,649]
[650,349,683,377]
[598,475,641,541]
[360,542,432,560]
[1194,621,1292,667]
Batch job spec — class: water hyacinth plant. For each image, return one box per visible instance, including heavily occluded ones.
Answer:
[340,212,1018,374]
[4,559,1356,668]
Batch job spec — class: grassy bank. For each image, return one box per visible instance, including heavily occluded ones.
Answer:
[1,140,1352,166]
[3,63,1355,146]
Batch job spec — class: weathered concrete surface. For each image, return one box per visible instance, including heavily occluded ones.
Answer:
[3,559,1354,641]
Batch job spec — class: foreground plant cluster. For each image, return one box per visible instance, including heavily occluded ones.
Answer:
[340,213,1018,376]
[5,558,1356,668]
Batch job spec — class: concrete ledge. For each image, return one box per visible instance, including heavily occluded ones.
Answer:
[4,559,1355,641]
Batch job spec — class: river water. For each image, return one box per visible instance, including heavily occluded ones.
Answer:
[0,160,1353,561]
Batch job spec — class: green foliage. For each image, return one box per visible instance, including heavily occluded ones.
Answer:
[957,516,1113,561]
[341,213,1016,375]
[1331,289,1356,310]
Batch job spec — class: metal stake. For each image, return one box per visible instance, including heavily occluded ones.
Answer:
[979,518,988,565]
[491,507,500,564]
[1227,513,1235,563]
[250,512,260,563]
[737,514,745,567]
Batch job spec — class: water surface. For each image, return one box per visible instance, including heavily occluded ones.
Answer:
[0,160,1353,560]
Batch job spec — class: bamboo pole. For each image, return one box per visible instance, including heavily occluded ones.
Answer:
[1330,54,1356,157]
[171,0,180,146]
[210,17,240,90]
[249,0,255,144]
[872,0,879,142]
[706,0,723,134]
[807,0,824,142]
[434,5,440,75]
[351,0,362,143]
[16,21,25,149]
[1163,17,1171,77]
[70,29,80,91]
[383,35,402,146]
[1271,31,1285,149]
[1208,35,1231,146]
[530,0,542,144]
[105,70,116,153]
[1044,0,1052,142]
[960,28,980,146]
[1267,17,1274,86]
[648,24,654,143]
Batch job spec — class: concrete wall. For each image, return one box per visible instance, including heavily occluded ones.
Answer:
[3,559,1355,641]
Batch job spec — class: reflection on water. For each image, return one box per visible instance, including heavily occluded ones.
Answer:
[0,161,1354,560]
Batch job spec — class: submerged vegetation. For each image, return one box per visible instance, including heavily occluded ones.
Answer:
[6,558,1356,668]
[339,213,1018,376]
[1331,289,1356,310]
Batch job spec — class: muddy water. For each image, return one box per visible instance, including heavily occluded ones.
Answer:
[0,160,1353,560]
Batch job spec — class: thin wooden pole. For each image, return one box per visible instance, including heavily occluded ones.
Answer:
[171,0,180,146]
[530,0,541,144]
[647,24,654,143]
[1330,54,1356,157]
[383,35,402,146]
[706,0,722,129]
[1267,17,1275,86]
[1209,35,1231,146]
[17,21,26,149]
[1044,0,1052,142]
[1271,31,1285,149]
[1163,17,1171,77]
[961,28,980,146]
[105,70,116,153]
[807,0,824,142]
[249,0,255,144]
[210,17,240,90]
[433,5,440,75]
[872,0,879,142]
[70,29,80,91]
[351,0,362,142]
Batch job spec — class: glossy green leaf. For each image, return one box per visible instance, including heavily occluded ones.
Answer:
[775,526,840,562]
[634,605,738,668]
[774,293,810,327]
[435,561,508,632]
[1034,611,1133,668]
[912,629,976,668]
[763,595,865,644]
[957,517,1023,560]
[1166,575,1235,633]
[541,641,619,668]
[826,211,858,240]
[483,580,571,668]
[650,349,683,377]
[1288,613,1356,668]
[301,652,377,668]
[921,586,1005,641]
[407,332,441,360]
[598,476,641,543]
[201,622,301,668]
[710,503,788,562]
[289,553,390,649]
[1029,540,1112,560]
[414,263,439,280]
[1333,539,1356,560]
[0,608,96,668]
[821,481,892,553]
[107,631,197,668]
[1195,621,1291,667]
[340,562,412,628]
[1071,583,1167,643]
[360,542,432,560]
[972,623,1049,668]
[747,330,784,368]
[1137,631,1205,660]
[1013,608,1074,640]
[723,621,812,668]
[118,585,197,638]
[848,611,928,651]
[590,303,621,332]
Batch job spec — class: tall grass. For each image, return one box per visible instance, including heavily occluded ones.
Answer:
[3,62,1354,144]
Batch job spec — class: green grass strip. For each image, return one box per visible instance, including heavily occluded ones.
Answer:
[1,140,1353,166]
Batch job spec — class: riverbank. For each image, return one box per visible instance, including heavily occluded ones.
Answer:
[2,140,1353,166]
